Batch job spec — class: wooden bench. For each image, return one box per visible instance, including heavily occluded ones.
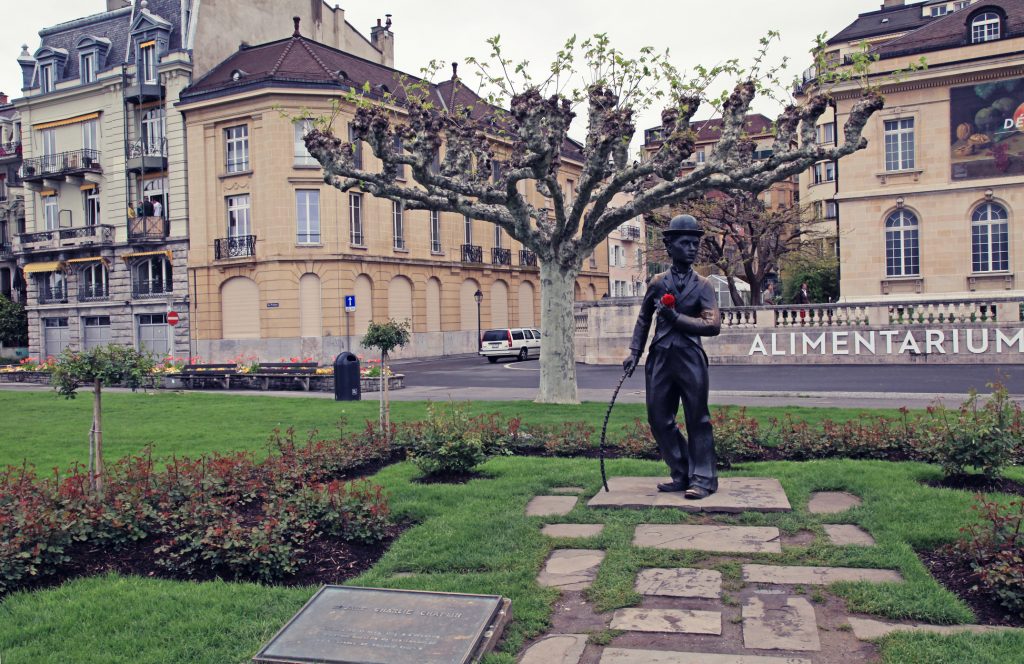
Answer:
[179,363,237,389]
[251,362,319,391]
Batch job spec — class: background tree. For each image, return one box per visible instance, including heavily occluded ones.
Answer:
[780,252,840,303]
[304,33,886,403]
[51,344,155,494]
[0,294,28,348]
[361,319,411,439]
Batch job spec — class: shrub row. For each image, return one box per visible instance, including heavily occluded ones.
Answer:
[0,423,394,595]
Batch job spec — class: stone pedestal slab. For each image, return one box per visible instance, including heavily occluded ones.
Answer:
[588,477,791,513]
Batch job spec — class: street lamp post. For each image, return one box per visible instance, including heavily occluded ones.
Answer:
[474,289,483,351]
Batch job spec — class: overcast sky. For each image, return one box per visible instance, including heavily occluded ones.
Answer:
[0,0,883,139]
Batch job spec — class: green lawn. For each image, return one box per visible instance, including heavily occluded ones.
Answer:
[0,389,904,469]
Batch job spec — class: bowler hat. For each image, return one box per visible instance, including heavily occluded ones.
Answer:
[662,214,703,237]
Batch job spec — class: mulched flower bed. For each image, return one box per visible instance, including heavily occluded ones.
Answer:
[924,474,1024,497]
[920,546,1024,627]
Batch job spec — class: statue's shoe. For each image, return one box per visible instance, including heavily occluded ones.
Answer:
[657,481,687,492]
[684,487,713,500]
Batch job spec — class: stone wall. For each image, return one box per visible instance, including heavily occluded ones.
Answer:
[575,296,1024,365]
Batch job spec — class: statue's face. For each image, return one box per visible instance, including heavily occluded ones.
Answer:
[664,233,700,267]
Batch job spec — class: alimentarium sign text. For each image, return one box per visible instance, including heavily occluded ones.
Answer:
[748,328,1024,357]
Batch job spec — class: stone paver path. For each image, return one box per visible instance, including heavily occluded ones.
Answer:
[807,491,862,514]
[635,567,723,599]
[823,524,875,546]
[600,649,812,664]
[848,617,1021,640]
[743,564,902,585]
[536,549,605,590]
[610,608,722,635]
[526,496,578,516]
[742,597,821,651]
[589,477,791,513]
[518,633,588,664]
[634,524,782,554]
[541,523,605,538]
[550,486,585,494]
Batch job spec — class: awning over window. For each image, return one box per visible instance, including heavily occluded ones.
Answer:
[79,183,98,191]
[22,261,64,274]
[122,250,172,261]
[32,112,101,130]
[66,256,109,266]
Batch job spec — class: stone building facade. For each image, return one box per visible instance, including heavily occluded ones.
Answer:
[177,26,607,363]
[0,99,25,306]
[798,0,1024,303]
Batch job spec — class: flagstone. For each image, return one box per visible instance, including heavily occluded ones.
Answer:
[743,564,902,585]
[807,491,861,514]
[634,567,722,599]
[542,523,605,538]
[742,597,821,651]
[519,634,588,664]
[536,549,605,590]
[823,524,875,546]
[588,477,791,513]
[527,496,578,517]
[847,617,1021,640]
[634,525,782,554]
[610,608,722,635]
[600,649,812,664]
[550,487,585,494]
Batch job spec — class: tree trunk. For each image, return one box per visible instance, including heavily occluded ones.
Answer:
[537,260,579,404]
[92,378,104,496]
[726,275,744,306]
[381,350,390,440]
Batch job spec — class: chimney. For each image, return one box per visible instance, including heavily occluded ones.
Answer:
[17,45,35,91]
[882,0,905,8]
[106,0,130,10]
[0,92,8,105]
[370,14,395,68]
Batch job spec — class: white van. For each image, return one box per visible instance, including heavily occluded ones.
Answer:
[478,328,541,362]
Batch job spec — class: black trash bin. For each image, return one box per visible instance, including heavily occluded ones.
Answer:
[333,352,361,401]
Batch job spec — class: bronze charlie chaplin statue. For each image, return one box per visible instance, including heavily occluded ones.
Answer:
[623,214,721,499]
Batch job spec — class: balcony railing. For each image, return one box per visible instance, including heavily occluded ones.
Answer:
[18,225,114,252]
[621,225,641,240]
[0,244,11,260]
[519,250,537,267]
[128,215,168,242]
[491,247,511,266]
[126,138,168,173]
[22,149,102,180]
[461,243,483,263]
[132,278,173,299]
[215,235,256,259]
[38,284,67,304]
[78,283,109,302]
[0,141,21,160]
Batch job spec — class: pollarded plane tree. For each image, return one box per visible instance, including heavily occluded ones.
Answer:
[304,34,884,403]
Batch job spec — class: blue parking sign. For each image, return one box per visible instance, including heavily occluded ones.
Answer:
[344,295,356,312]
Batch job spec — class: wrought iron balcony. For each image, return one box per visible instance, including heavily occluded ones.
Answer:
[491,247,511,266]
[215,235,256,259]
[519,249,538,267]
[78,283,109,302]
[128,215,168,242]
[38,284,67,304]
[0,141,21,161]
[0,244,11,260]
[460,243,483,264]
[126,138,167,173]
[22,149,102,180]
[18,224,114,253]
[132,278,172,299]
[621,225,641,240]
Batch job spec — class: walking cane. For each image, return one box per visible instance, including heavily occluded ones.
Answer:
[598,367,631,493]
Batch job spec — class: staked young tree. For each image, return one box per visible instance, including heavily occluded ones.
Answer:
[303,33,886,403]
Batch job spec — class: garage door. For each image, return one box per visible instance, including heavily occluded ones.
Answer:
[82,316,111,350]
[43,317,70,358]
[137,314,169,357]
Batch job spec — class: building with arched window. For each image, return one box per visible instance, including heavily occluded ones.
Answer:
[797,0,1024,302]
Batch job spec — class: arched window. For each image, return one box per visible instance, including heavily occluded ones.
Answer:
[971,12,1001,43]
[885,209,919,277]
[971,202,1009,272]
[133,255,172,297]
[80,261,108,301]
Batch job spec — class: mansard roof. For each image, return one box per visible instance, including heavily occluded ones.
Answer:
[873,0,1024,57]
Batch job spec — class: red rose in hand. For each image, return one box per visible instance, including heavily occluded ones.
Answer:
[661,293,676,308]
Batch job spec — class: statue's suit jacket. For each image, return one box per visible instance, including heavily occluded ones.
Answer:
[630,268,720,355]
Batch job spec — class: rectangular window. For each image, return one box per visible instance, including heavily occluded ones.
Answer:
[80,53,95,84]
[224,125,249,173]
[84,187,100,225]
[565,179,574,206]
[140,44,157,83]
[884,118,915,171]
[82,119,98,152]
[294,119,317,166]
[824,200,837,219]
[464,215,473,245]
[226,194,251,237]
[430,210,441,253]
[818,122,836,144]
[39,64,54,93]
[696,150,705,164]
[392,201,405,250]
[954,0,969,8]
[491,159,503,182]
[930,5,948,16]
[348,122,363,169]
[296,189,320,244]
[393,136,405,179]
[40,128,56,156]
[494,225,503,249]
[43,195,59,230]
[349,193,363,245]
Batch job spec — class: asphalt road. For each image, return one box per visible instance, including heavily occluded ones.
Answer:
[392,354,1024,395]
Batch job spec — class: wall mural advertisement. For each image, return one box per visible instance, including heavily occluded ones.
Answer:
[950,76,1024,181]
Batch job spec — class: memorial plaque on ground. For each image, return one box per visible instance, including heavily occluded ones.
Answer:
[253,586,511,664]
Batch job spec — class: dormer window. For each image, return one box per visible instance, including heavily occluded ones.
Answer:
[930,5,948,16]
[80,52,95,83]
[39,64,54,93]
[971,12,1001,42]
[139,41,157,83]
